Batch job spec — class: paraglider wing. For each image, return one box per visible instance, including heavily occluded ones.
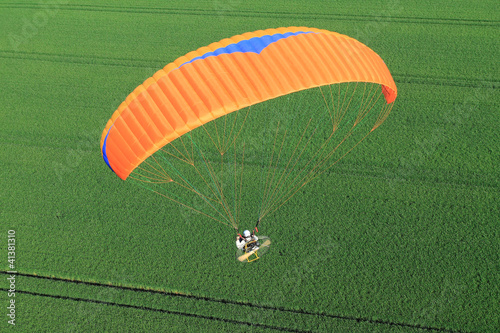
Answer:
[100,27,397,181]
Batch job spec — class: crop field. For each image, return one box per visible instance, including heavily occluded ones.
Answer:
[0,1,498,332]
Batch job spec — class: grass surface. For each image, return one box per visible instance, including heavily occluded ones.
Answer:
[1,1,499,332]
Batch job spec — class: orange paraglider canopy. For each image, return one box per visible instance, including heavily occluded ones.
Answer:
[101,27,397,180]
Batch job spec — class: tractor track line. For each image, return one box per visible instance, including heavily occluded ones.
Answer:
[0,141,497,191]
[1,50,498,90]
[0,3,498,27]
[0,288,310,333]
[1,133,498,190]
[0,50,159,69]
[393,74,499,89]
[1,271,468,333]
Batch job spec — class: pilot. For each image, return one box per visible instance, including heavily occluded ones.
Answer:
[236,229,259,252]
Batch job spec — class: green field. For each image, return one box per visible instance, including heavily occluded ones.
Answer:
[1,1,499,332]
